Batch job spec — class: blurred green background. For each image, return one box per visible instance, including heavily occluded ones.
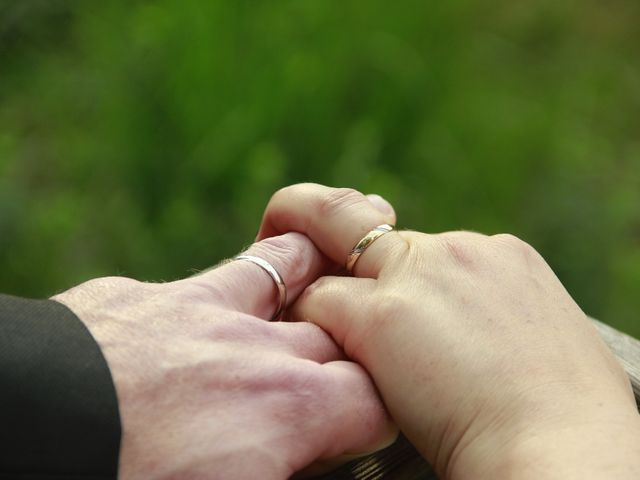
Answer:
[1,1,639,336]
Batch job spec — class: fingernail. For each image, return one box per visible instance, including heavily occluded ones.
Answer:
[366,194,395,216]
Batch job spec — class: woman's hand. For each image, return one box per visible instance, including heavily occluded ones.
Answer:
[53,232,396,480]
[258,183,640,479]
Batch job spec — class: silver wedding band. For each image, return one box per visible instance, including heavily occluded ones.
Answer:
[235,255,287,321]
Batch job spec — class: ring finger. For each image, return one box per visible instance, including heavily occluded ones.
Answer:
[257,183,402,278]
[178,232,333,321]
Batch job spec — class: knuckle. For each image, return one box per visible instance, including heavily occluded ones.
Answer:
[438,232,479,268]
[318,187,365,218]
[493,234,547,273]
[249,234,307,279]
[493,233,524,248]
[252,235,299,260]
[270,182,315,204]
[270,185,293,204]
[493,233,540,260]
[273,360,332,409]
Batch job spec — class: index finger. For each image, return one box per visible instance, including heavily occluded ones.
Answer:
[257,183,400,277]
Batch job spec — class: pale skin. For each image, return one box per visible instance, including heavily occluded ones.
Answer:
[257,183,640,480]
[52,182,640,479]
[52,230,397,480]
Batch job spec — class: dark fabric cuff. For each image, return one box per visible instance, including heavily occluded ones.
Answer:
[0,294,121,479]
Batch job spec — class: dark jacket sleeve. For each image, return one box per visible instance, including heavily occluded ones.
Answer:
[0,294,121,479]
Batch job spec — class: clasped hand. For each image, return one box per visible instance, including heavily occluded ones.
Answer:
[54,183,640,480]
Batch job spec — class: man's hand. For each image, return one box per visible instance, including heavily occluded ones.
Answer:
[53,232,396,479]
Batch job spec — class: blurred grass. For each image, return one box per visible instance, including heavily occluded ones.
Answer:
[0,0,639,337]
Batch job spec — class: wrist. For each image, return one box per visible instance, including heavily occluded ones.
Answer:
[448,400,640,480]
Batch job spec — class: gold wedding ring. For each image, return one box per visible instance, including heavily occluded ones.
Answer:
[235,255,287,321]
[345,224,395,274]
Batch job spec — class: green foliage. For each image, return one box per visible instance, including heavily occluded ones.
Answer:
[1,0,639,336]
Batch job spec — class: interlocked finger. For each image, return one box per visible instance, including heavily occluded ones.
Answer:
[257,184,401,278]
